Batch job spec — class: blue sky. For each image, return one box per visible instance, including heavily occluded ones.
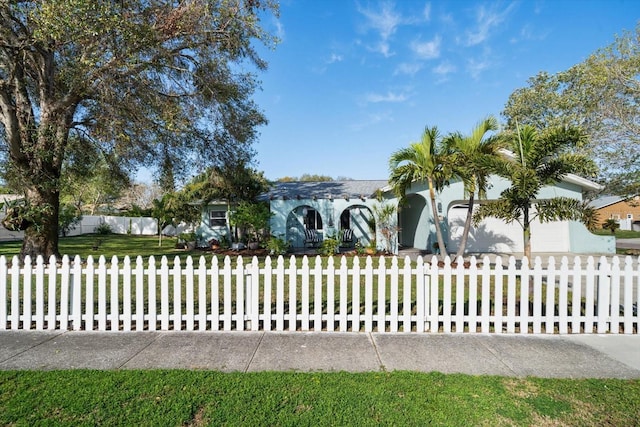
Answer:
[250,0,639,181]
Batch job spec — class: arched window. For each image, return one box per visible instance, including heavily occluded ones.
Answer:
[340,209,350,229]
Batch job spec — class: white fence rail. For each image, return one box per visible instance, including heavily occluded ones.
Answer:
[0,255,638,334]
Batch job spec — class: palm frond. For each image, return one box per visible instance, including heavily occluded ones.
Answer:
[535,197,585,222]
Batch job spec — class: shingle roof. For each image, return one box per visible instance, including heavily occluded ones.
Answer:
[588,195,626,209]
[260,180,389,200]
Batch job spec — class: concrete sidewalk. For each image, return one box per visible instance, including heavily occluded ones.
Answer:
[0,331,638,379]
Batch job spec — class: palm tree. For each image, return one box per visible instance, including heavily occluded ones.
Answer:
[473,125,597,259]
[389,126,453,258]
[445,116,502,259]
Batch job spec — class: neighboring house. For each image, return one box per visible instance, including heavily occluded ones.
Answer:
[198,174,615,255]
[589,195,640,231]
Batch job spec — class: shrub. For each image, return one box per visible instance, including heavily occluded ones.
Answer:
[266,235,290,256]
[320,234,340,256]
[95,222,113,235]
[59,205,82,237]
[602,218,620,234]
[179,232,196,242]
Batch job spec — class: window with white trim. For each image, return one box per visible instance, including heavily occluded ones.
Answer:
[210,210,227,227]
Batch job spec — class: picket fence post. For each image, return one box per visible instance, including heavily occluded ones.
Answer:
[210,256,220,331]
[0,256,7,330]
[148,256,157,331]
[135,256,145,331]
[326,257,335,332]
[415,256,427,333]
[249,256,260,331]
[197,256,207,331]
[274,256,284,331]
[597,256,612,333]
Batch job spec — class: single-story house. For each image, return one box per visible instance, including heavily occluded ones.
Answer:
[589,195,640,231]
[198,173,615,255]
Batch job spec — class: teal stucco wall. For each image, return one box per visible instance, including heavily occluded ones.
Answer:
[197,202,232,245]
[269,197,397,252]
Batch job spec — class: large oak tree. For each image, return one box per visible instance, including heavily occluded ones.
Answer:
[0,0,277,258]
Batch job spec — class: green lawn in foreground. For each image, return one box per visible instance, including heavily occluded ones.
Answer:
[0,370,637,426]
[0,234,196,260]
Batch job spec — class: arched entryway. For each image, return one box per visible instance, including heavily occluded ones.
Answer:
[398,194,428,249]
[286,205,324,248]
[339,205,374,247]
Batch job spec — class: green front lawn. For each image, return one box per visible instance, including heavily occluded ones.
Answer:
[0,370,638,426]
[0,234,196,260]
[593,228,640,239]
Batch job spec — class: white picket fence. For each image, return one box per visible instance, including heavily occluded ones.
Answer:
[0,254,638,334]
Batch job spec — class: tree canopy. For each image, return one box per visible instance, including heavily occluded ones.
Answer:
[0,0,278,258]
[277,174,336,182]
[503,24,640,196]
[181,163,269,205]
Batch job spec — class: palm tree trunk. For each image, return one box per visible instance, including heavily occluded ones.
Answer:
[455,194,475,259]
[523,204,531,260]
[428,178,448,258]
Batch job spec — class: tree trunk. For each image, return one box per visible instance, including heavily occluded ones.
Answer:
[523,204,531,260]
[428,178,448,258]
[21,188,61,260]
[455,193,475,259]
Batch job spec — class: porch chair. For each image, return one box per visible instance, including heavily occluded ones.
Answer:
[304,228,321,248]
[340,228,355,248]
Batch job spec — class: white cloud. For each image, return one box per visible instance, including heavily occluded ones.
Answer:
[350,111,394,131]
[423,2,432,21]
[510,24,549,43]
[358,1,402,41]
[467,58,491,79]
[328,53,343,64]
[394,62,423,76]
[377,41,393,58]
[432,61,456,76]
[411,35,441,59]
[464,3,516,46]
[273,18,285,41]
[357,1,403,56]
[364,91,408,104]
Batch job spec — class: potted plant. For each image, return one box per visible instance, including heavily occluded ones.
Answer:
[179,232,197,250]
[209,238,221,250]
[247,234,260,250]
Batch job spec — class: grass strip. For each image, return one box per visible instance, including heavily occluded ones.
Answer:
[0,370,638,426]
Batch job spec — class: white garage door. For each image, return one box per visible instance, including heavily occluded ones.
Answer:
[448,205,570,254]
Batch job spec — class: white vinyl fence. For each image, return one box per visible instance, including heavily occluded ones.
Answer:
[66,215,158,236]
[0,255,638,334]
